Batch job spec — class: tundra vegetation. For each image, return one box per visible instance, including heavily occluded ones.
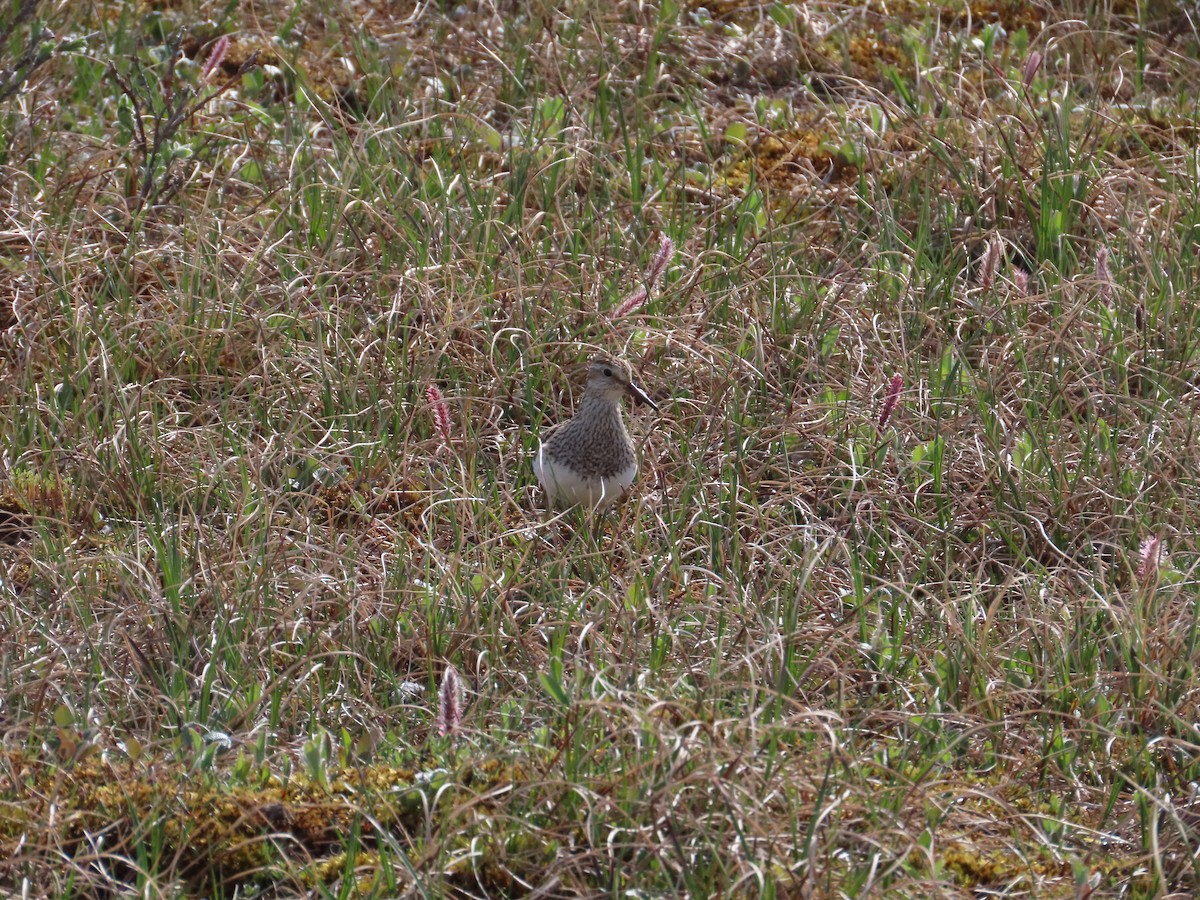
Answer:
[0,0,1198,896]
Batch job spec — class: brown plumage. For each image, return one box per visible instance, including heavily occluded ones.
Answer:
[533,355,658,509]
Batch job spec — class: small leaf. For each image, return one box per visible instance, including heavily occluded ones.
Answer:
[884,65,916,111]
[768,2,796,28]
[116,94,135,140]
[474,121,503,152]
[912,438,941,466]
[538,665,571,707]
[819,325,840,358]
[535,96,565,133]
[724,121,748,147]
[54,704,74,728]
[53,381,75,410]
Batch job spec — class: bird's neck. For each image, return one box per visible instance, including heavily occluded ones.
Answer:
[578,391,624,423]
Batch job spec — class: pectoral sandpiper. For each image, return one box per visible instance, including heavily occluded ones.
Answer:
[533,355,658,510]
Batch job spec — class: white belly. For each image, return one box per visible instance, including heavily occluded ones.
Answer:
[534,446,637,510]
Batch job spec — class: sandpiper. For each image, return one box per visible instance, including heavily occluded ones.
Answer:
[533,355,659,510]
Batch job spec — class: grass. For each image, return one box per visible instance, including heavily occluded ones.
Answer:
[1,0,1199,895]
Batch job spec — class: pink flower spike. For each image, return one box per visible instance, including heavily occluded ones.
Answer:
[437,666,464,737]
[878,373,903,428]
[979,237,1001,290]
[1022,49,1042,89]
[614,284,648,318]
[426,384,452,445]
[1012,268,1030,295]
[201,35,230,83]
[645,234,674,290]
[1137,535,1161,583]
[1095,245,1113,304]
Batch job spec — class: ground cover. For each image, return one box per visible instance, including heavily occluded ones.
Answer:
[0,0,1199,895]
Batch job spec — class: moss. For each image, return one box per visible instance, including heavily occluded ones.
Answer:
[0,746,569,893]
[0,465,74,542]
[958,0,1048,35]
[0,751,410,888]
[718,114,865,198]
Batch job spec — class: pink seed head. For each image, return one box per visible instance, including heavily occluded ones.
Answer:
[979,237,1001,290]
[646,233,674,290]
[1022,49,1043,89]
[201,35,230,83]
[437,666,464,737]
[1137,535,1161,583]
[426,384,452,444]
[1012,268,1030,295]
[614,284,648,318]
[1095,246,1113,303]
[614,233,677,317]
[878,373,903,427]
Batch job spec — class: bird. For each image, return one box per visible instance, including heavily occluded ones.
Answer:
[533,355,659,510]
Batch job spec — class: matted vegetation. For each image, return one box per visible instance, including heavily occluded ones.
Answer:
[1,0,1198,895]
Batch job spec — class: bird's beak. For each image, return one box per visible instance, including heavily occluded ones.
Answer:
[626,379,659,411]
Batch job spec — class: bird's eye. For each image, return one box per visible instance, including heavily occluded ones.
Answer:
[603,368,612,377]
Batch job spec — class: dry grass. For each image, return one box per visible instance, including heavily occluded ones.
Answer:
[1,0,1199,896]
